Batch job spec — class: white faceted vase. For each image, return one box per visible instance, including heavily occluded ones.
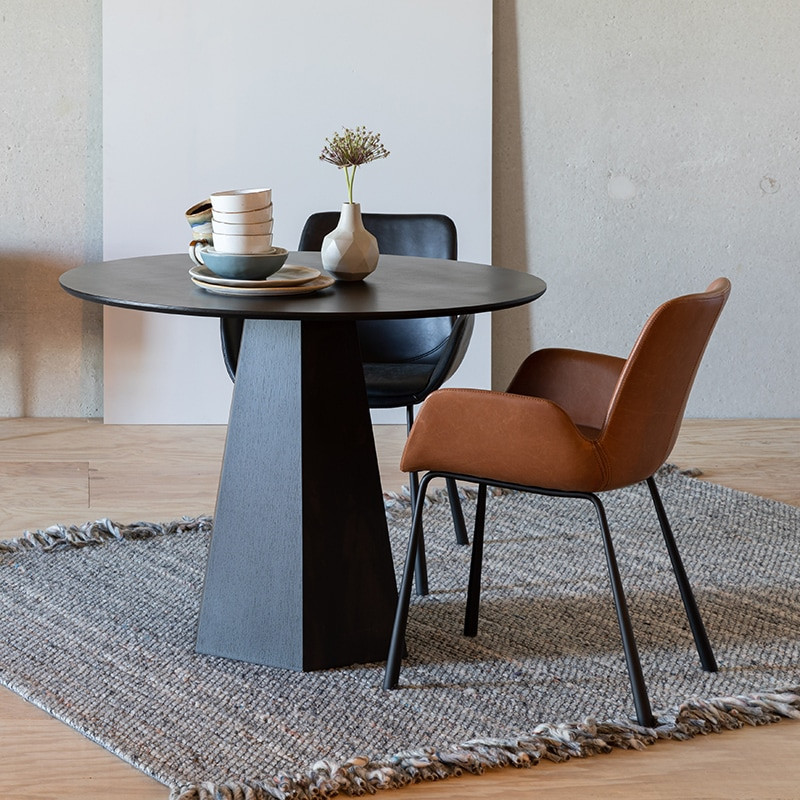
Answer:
[321,203,379,281]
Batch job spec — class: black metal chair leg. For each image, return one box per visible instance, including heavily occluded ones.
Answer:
[589,493,657,729]
[384,473,434,689]
[646,476,718,672]
[405,405,429,595]
[446,477,470,545]
[464,483,487,636]
[408,468,429,596]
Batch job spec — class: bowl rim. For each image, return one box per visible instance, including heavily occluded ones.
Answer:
[198,245,287,259]
[209,188,272,212]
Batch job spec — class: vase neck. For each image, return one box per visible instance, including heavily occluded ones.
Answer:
[339,202,363,226]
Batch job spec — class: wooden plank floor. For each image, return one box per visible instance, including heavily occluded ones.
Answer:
[0,418,798,799]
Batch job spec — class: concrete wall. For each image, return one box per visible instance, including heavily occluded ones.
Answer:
[1,0,798,418]
[0,0,103,416]
[493,1,799,416]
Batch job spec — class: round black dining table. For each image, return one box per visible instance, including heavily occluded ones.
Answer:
[60,252,547,670]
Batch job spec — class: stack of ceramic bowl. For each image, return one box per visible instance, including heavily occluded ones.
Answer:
[210,188,274,253]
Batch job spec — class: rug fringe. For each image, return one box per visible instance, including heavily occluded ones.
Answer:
[169,687,800,800]
[0,516,213,553]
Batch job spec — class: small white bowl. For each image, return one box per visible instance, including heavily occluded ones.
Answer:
[212,218,274,236]
[210,188,271,213]
[212,204,273,224]
[212,231,274,254]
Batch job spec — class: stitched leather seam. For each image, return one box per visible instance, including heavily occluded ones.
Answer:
[593,443,612,490]
[391,338,448,364]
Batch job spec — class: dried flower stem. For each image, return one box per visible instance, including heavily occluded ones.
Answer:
[344,165,356,204]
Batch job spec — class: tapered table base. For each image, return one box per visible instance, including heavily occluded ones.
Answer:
[195,318,398,670]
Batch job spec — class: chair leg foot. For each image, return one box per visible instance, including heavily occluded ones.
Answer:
[589,494,657,729]
[646,476,718,672]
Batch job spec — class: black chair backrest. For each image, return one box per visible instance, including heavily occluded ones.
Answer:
[299,212,457,260]
[298,212,460,365]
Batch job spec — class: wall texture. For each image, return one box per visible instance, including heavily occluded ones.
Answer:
[1,1,797,418]
[0,0,103,416]
[493,1,799,416]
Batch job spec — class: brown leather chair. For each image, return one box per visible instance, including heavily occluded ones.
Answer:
[384,278,731,728]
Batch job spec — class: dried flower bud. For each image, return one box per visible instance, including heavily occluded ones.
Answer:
[320,126,389,203]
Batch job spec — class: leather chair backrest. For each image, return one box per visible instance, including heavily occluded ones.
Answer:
[599,278,731,489]
[299,212,459,364]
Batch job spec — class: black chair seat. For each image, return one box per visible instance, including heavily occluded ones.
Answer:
[364,363,438,407]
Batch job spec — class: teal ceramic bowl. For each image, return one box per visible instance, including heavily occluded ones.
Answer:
[189,244,289,280]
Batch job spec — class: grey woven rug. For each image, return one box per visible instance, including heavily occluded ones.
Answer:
[1,466,799,799]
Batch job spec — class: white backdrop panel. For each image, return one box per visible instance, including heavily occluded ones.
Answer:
[103,0,492,423]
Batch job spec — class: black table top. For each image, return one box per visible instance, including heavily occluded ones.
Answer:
[59,252,547,321]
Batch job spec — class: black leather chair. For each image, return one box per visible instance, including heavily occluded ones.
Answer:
[220,212,475,594]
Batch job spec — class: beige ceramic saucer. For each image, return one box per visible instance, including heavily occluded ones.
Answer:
[189,263,320,288]
[191,273,335,297]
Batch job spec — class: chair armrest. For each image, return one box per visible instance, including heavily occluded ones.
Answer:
[506,348,625,431]
[401,388,607,492]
